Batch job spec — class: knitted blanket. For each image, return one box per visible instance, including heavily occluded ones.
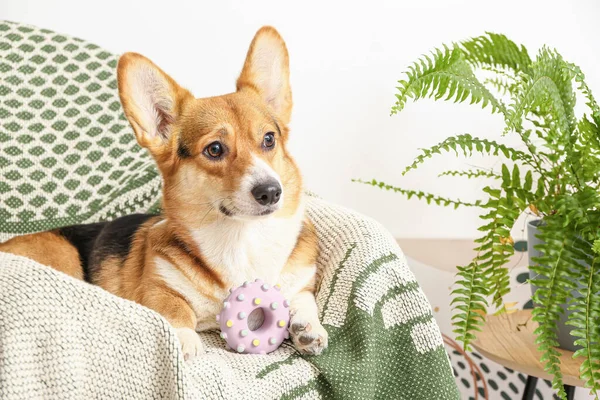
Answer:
[0,20,459,399]
[0,197,459,399]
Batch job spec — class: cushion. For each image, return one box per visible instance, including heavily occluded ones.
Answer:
[0,20,161,242]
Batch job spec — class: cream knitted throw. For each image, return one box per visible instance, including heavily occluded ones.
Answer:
[0,197,459,399]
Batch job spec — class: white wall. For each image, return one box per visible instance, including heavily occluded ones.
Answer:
[2,0,599,239]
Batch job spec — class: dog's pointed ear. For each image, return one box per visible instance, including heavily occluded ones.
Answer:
[237,26,292,124]
[117,53,192,152]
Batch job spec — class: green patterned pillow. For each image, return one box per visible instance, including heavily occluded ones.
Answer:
[0,21,161,241]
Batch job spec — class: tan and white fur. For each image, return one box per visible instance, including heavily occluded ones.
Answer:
[0,26,327,360]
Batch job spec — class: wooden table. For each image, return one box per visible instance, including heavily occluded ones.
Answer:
[472,310,584,400]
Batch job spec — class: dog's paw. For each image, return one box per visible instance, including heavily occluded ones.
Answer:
[289,315,328,355]
[175,327,204,361]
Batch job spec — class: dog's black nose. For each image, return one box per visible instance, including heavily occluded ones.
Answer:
[251,181,282,205]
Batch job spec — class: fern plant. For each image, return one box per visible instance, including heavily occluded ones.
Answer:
[356,33,600,399]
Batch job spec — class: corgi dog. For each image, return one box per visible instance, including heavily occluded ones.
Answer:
[0,26,328,359]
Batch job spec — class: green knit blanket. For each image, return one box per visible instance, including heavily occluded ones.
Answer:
[0,20,459,399]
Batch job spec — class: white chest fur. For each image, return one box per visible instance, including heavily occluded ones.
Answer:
[154,202,306,331]
[192,203,305,288]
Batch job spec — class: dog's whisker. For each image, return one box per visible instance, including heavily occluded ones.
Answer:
[183,197,228,207]
[197,205,215,226]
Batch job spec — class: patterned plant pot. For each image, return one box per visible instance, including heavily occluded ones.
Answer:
[527,219,583,352]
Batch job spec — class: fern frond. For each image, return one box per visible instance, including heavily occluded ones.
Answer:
[451,261,488,348]
[569,253,600,398]
[506,48,576,138]
[402,134,536,175]
[352,178,481,208]
[530,214,581,399]
[474,202,514,309]
[453,165,538,346]
[450,261,487,350]
[438,169,501,180]
[480,65,519,81]
[460,32,532,74]
[483,165,538,307]
[392,45,505,115]
[558,193,600,397]
[574,116,600,185]
[483,76,519,96]
[566,62,600,125]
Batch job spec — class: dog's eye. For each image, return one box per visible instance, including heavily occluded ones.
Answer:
[263,132,276,149]
[204,141,224,159]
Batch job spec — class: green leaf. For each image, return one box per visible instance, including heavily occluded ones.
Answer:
[352,178,481,208]
[392,45,505,115]
[460,32,532,74]
[402,134,536,175]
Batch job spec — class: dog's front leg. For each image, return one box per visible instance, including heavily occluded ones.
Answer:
[281,220,328,355]
[288,289,329,355]
[143,285,204,361]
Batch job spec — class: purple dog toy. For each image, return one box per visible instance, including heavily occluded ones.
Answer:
[217,279,290,354]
